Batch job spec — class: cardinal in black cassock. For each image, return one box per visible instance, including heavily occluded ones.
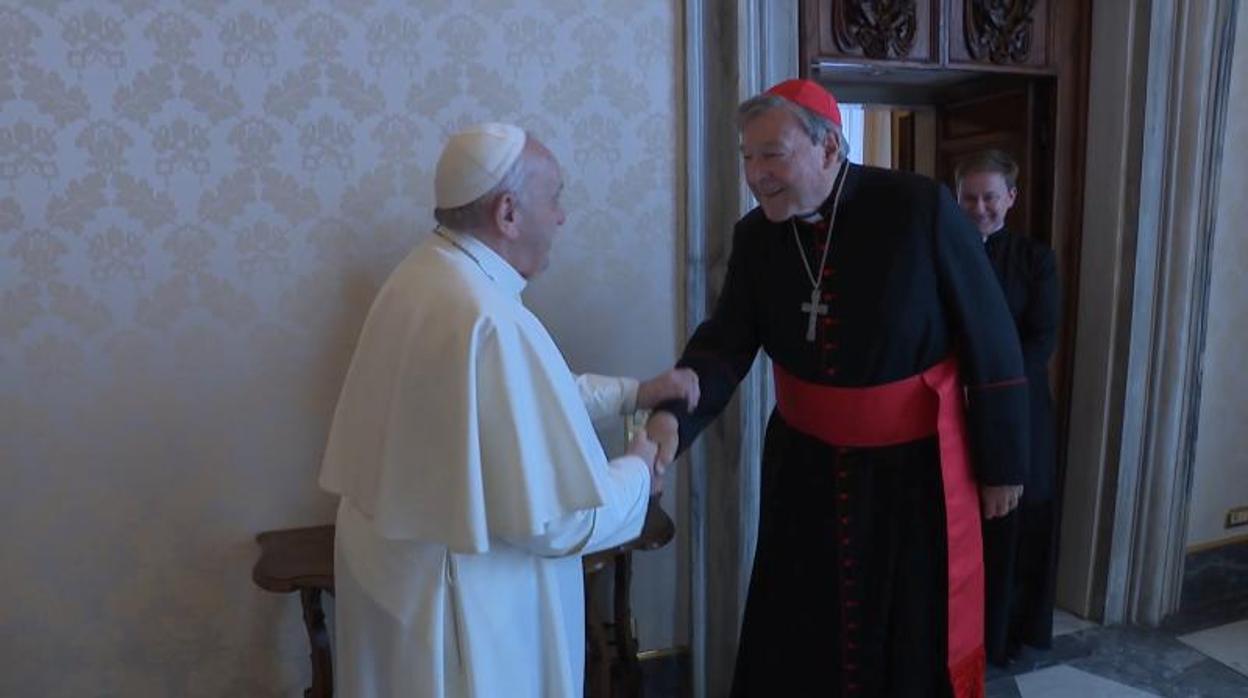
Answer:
[957,151,1062,667]
[647,80,1029,697]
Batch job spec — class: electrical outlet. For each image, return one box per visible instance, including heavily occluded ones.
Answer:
[1226,506,1248,529]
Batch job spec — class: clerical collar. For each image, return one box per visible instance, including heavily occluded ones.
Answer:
[792,166,851,226]
[434,226,528,297]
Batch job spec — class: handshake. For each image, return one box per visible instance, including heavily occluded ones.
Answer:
[625,368,698,495]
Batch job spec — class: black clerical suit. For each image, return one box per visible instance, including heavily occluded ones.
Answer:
[659,163,1029,698]
[981,228,1061,665]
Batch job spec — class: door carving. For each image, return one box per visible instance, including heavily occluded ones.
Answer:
[835,0,920,60]
[964,0,1039,64]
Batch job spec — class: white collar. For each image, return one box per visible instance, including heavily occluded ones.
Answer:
[435,226,528,297]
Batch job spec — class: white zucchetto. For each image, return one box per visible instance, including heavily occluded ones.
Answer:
[434,122,526,209]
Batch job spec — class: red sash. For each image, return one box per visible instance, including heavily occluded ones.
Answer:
[773,357,985,698]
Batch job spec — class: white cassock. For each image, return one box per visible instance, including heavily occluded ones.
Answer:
[319,227,651,698]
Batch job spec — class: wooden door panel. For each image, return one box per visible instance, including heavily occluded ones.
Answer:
[948,0,1051,70]
[805,0,940,66]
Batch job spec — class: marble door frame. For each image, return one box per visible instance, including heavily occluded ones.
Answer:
[680,1,797,695]
[1057,0,1241,627]
[1086,0,1240,626]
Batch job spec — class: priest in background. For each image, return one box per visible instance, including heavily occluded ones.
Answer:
[957,150,1061,667]
[646,80,1029,697]
[319,122,696,697]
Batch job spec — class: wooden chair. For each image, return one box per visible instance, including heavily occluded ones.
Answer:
[252,525,335,698]
[252,498,674,698]
[583,496,676,697]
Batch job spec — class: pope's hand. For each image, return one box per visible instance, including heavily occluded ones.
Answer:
[636,368,700,411]
[645,411,679,472]
[626,430,663,495]
[980,484,1023,519]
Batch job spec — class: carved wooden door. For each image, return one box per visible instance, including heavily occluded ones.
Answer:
[950,0,1052,70]
[803,1,1054,72]
[804,0,939,65]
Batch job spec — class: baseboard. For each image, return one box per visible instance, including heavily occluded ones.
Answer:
[1185,532,1248,555]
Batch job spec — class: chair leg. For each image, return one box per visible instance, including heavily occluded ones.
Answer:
[300,587,333,698]
[612,552,642,697]
[585,576,612,698]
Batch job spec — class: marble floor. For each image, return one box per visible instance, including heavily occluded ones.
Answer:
[640,606,1248,697]
[986,609,1248,697]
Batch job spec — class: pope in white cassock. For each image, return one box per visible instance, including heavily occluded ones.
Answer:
[318,123,697,697]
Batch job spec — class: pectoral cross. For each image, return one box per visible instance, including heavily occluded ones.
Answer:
[800,288,828,342]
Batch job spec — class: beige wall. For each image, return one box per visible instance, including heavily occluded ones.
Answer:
[0,1,681,694]
[1187,5,1248,549]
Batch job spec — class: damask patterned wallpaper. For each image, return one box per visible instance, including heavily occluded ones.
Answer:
[0,1,680,694]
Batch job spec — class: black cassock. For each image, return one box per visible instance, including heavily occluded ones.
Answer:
[981,229,1061,664]
[659,164,1029,697]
